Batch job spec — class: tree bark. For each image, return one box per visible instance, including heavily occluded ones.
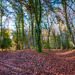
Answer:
[0,0,3,50]
[63,1,75,45]
[18,17,21,50]
[31,13,34,48]
[35,0,42,52]
[21,3,25,50]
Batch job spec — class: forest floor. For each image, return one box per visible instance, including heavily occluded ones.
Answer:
[0,49,75,75]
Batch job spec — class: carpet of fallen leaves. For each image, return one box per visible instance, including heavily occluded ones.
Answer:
[0,49,75,75]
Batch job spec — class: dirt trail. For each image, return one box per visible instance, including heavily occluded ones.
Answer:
[0,49,75,75]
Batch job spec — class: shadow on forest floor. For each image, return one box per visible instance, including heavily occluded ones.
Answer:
[0,49,75,75]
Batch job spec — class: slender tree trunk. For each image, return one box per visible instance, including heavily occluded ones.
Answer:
[17,27,19,50]
[0,0,2,50]
[28,24,31,49]
[35,21,37,48]
[21,4,25,50]
[59,25,63,49]
[74,28,75,45]
[18,17,21,50]
[47,27,50,49]
[31,13,34,48]
[20,6,23,49]
[1,0,2,37]
[60,31,63,49]
[47,15,52,49]
[63,1,75,45]
[15,22,19,50]
[52,29,57,49]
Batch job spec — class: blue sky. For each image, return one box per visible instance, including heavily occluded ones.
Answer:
[1,0,75,33]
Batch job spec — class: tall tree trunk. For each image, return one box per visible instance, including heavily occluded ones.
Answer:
[17,27,19,50]
[59,24,63,49]
[1,0,2,37]
[28,24,31,49]
[15,22,19,50]
[35,21,37,48]
[36,23,42,52]
[31,13,34,48]
[62,1,75,45]
[53,30,56,49]
[18,17,21,50]
[21,4,25,50]
[35,0,42,52]
[47,27,50,48]
[74,28,75,44]
[1,0,3,51]
[47,15,52,49]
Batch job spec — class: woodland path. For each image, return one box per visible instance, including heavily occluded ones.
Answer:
[0,49,75,75]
